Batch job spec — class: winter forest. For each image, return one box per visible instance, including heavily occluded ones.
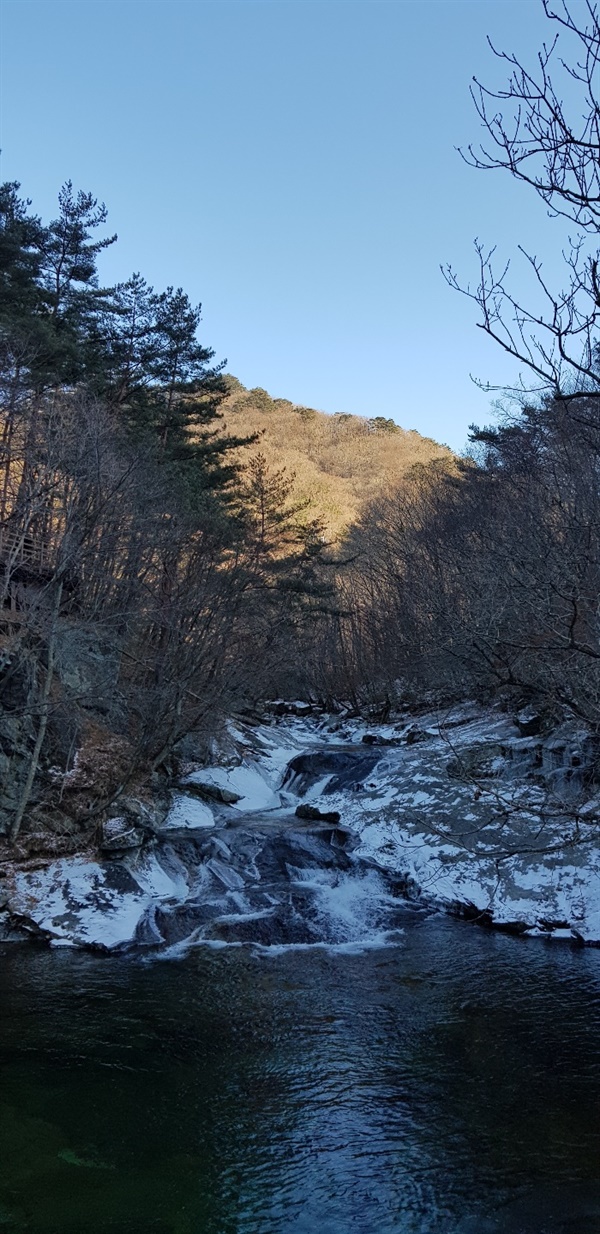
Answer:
[2,3,600,851]
[4,4,600,1233]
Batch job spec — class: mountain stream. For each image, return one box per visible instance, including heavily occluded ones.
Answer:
[2,718,600,1232]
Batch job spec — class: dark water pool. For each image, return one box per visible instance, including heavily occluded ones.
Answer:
[1,916,600,1233]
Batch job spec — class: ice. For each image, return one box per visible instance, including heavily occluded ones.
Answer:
[162,794,214,829]
[206,858,246,890]
[9,703,600,950]
[185,763,281,811]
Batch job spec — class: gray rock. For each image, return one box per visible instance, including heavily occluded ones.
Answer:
[100,817,144,852]
[206,858,245,890]
[295,804,341,823]
[283,750,379,795]
[183,781,241,804]
[404,726,428,745]
[289,701,312,717]
[516,707,542,737]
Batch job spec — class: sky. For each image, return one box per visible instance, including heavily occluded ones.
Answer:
[0,0,591,450]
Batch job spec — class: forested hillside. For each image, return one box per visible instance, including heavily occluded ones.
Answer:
[321,0,600,738]
[2,2,600,852]
[0,179,452,849]
[220,377,451,538]
[0,181,333,845]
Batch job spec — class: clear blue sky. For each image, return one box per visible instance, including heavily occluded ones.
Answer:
[0,0,588,450]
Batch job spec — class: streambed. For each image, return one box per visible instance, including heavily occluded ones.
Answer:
[5,705,600,949]
[2,708,600,1232]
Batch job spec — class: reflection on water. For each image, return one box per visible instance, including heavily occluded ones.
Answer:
[1,917,600,1233]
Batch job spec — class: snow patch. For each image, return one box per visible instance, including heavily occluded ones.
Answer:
[162,794,215,830]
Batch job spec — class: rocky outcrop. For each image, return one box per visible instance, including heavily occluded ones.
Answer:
[283,750,380,795]
[0,815,389,951]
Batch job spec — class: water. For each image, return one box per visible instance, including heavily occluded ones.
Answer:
[1,919,600,1233]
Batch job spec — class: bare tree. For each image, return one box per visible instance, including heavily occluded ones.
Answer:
[444,1,600,405]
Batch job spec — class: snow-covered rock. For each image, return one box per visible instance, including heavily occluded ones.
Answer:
[162,794,215,830]
[6,852,188,949]
[5,704,600,950]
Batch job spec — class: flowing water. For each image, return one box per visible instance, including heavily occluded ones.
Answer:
[1,916,600,1234]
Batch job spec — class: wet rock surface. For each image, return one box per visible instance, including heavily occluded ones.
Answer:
[282,750,380,794]
[294,803,341,823]
[1,813,409,951]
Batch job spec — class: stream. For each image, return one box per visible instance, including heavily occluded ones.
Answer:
[2,717,600,1232]
[1,921,600,1233]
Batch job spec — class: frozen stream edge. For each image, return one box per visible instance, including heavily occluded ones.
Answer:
[4,703,600,950]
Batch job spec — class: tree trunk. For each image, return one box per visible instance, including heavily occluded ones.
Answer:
[10,581,63,843]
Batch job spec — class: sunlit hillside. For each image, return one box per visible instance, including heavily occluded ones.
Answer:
[222,378,453,538]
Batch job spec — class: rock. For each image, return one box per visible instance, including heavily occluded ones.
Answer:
[265,699,312,717]
[118,796,168,834]
[100,817,144,852]
[267,699,287,716]
[283,750,380,795]
[118,796,145,819]
[209,836,232,861]
[404,726,428,745]
[361,734,381,745]
[289,701,312,717]
[235,712,264,727]
[295,804,341,824]
[516,707,542,737]
[541,723,596,777]
[500,736,543,776]
[182,781,242,805]
[327,826,358,850]
[446,743,503,780]
[205,858,245,890]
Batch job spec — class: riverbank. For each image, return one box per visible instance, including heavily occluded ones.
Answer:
[2,703,600,950]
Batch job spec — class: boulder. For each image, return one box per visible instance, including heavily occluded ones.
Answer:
[100,817,144,852]
[265,699,312,717]
[404,726,429,745]
[516,707,543,737]
[295,804,341,824]
[289,701,312,717]
[182,781,242,805]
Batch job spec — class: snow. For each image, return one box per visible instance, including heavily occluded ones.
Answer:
[184,763,281,811]
[162,794,215,830]
[8,850,189,950]
[7,704,600,950]
[183,717,330,813]
[316,705,600,944]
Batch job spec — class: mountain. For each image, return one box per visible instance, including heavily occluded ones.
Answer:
[221,378,453,538]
